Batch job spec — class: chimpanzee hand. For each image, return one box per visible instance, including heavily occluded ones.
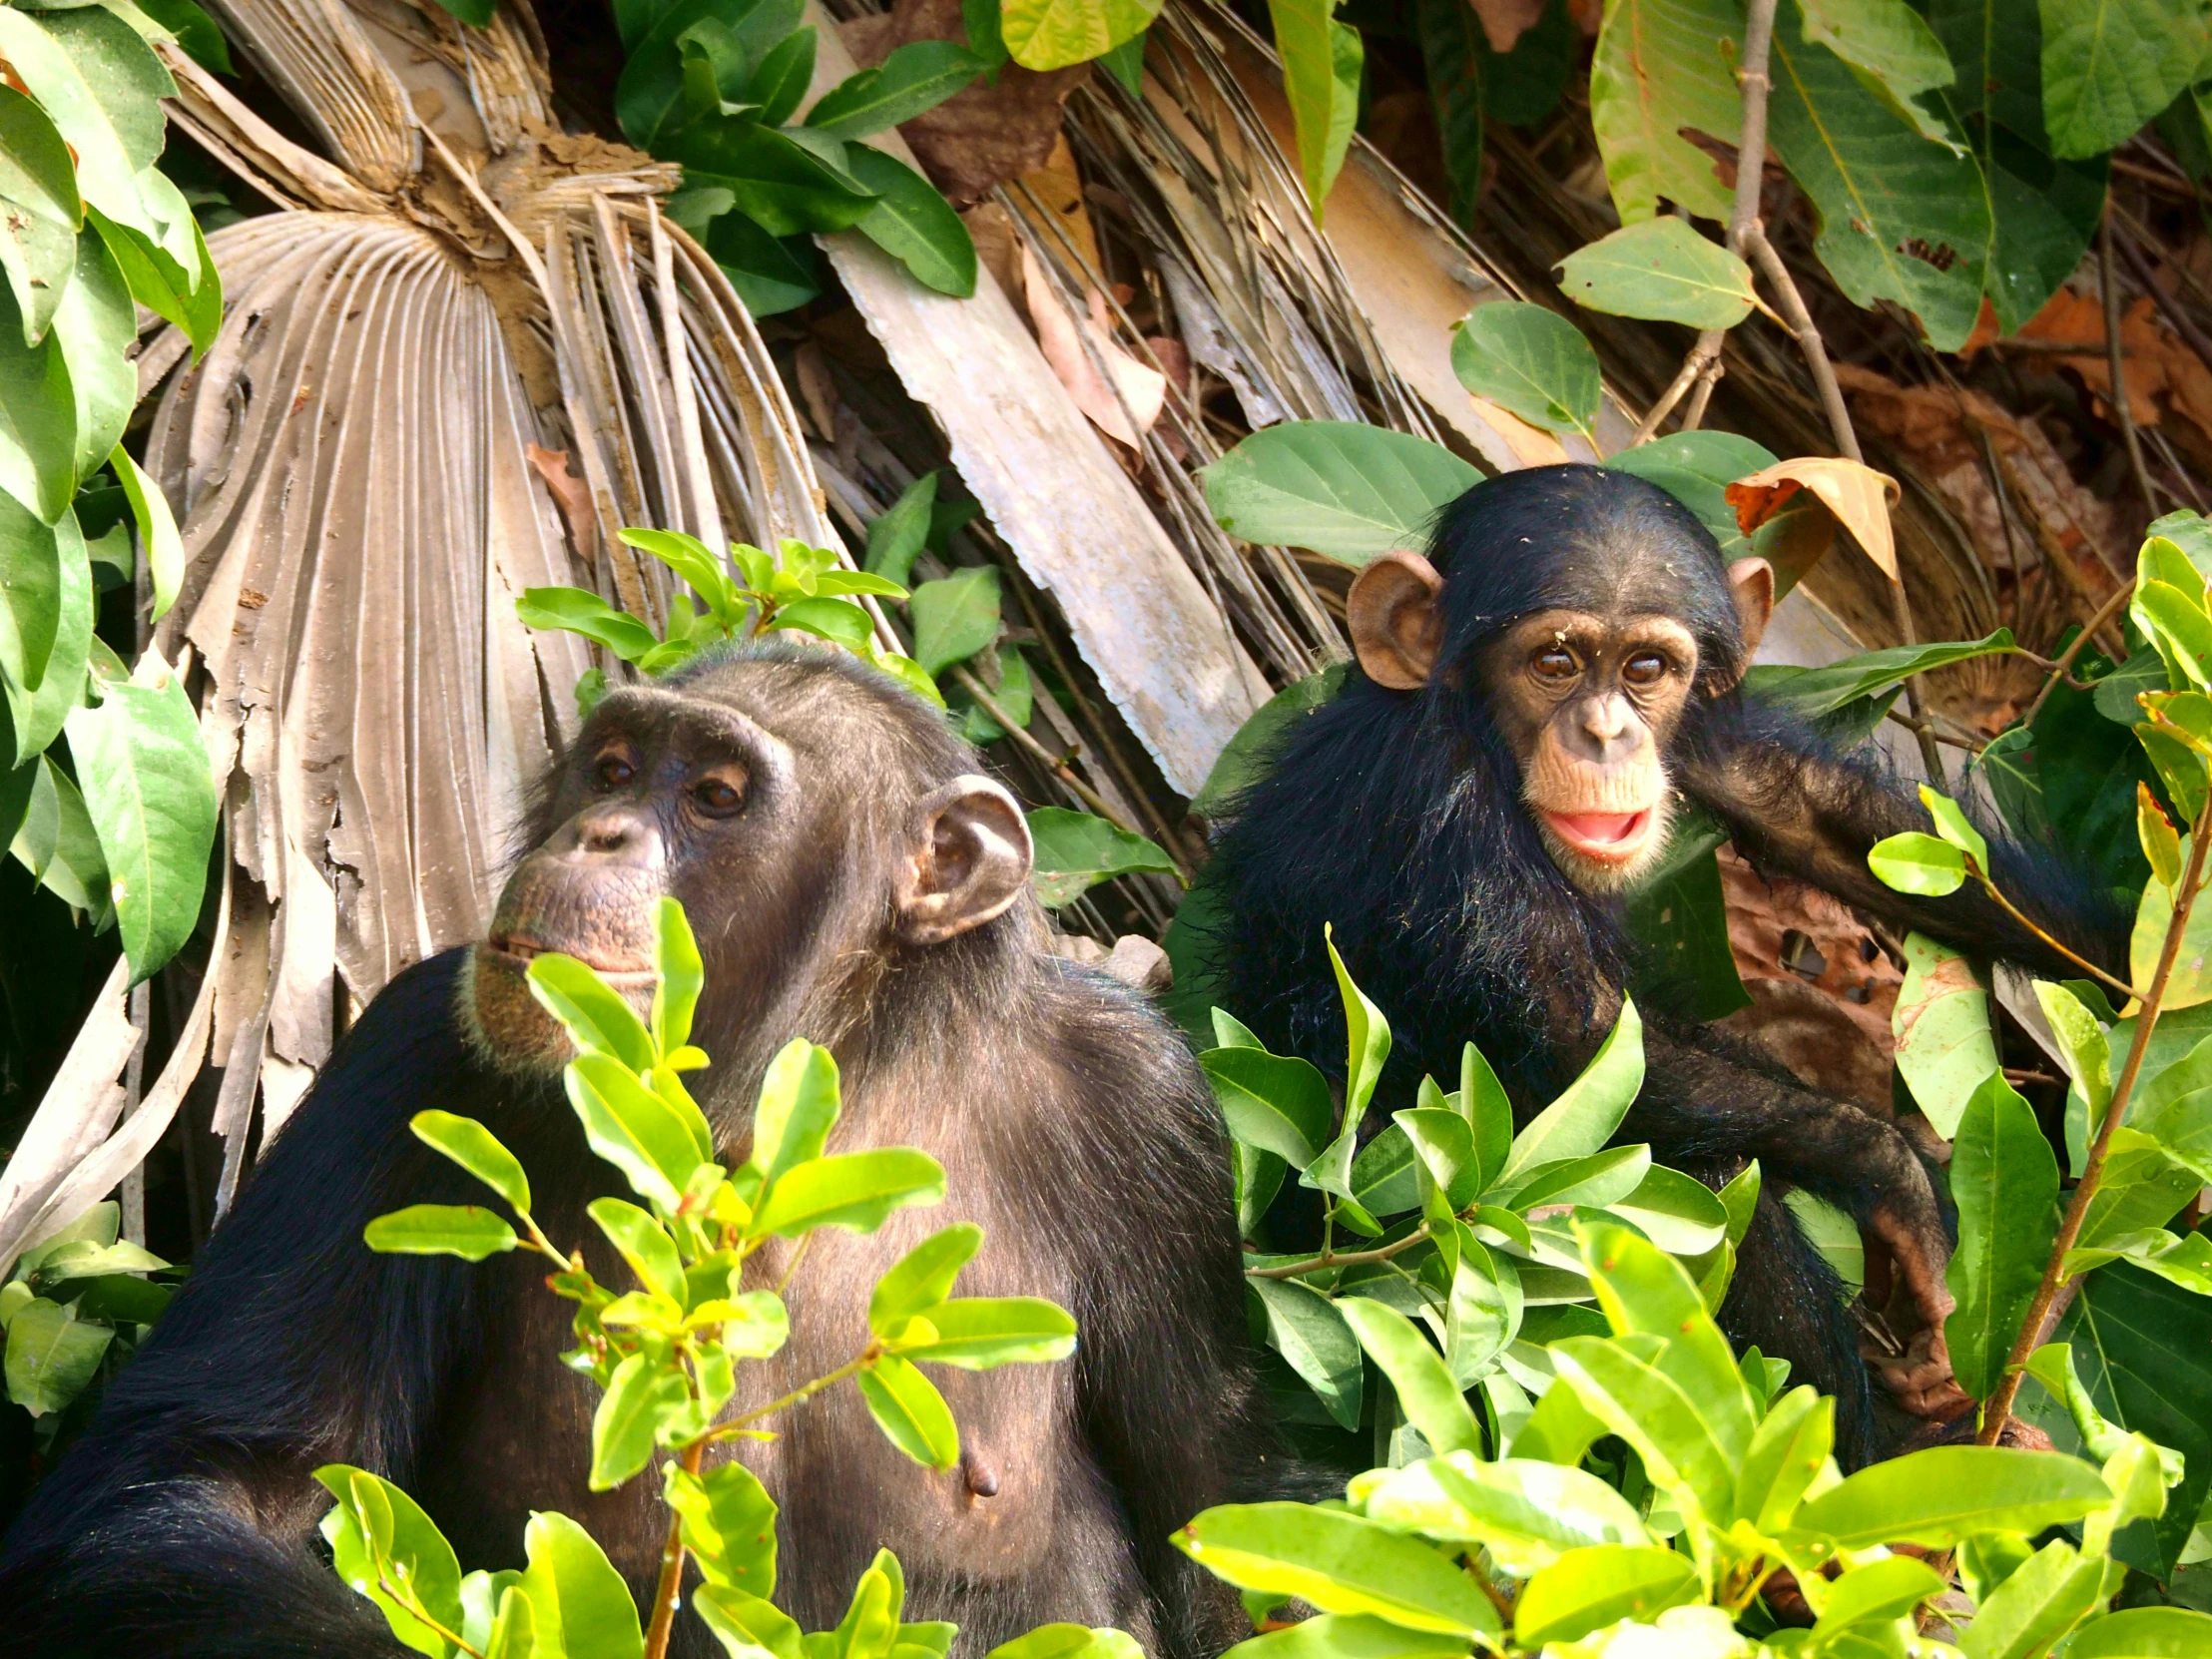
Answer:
[1859,1199,1972,1421]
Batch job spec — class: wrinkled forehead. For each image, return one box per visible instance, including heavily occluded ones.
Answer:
[1492,608,1702,659]
[584,685,789,769]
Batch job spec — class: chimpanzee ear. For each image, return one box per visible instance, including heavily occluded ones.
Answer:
[894,775,1034,944]
[1348,550,1445,690]
[1726,556,1775,664]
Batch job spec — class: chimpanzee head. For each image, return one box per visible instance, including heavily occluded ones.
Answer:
[1345,465,1772,891]
[463,641,1036,1073]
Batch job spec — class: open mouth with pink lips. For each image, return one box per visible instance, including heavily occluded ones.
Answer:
[1538,808,1657,864]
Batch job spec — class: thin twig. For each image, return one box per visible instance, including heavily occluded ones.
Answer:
[1245,1224,1432,1280]
[2101,207,2160,513]
[1967,862,2136,999]
[2022,583,2135,727]
[1976,800,2212,1440]
[642,1439,706,1659]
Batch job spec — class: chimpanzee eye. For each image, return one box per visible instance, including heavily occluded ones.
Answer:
[593,755,636,791]
[1532,646,1578,680]
[1623,652,1669,686]
[693,777,745,817]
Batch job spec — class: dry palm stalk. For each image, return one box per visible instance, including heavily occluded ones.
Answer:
[21,0,845,1229]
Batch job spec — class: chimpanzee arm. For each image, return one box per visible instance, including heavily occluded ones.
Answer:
[1679,702,2129,980]
[1049,978,1288,1659]
[0,951,494,1659]
[1626,1020,1967,1419]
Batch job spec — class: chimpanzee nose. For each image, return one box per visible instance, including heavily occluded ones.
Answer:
[560,804,666,867]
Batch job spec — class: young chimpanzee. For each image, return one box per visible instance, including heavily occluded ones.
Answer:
[1204,465,2123,1465]
[0,642,1282,1658]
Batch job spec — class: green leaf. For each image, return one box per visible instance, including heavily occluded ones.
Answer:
[65,663,218,982]
[953,645,1031,745]
[1026,807,1176,907]
[109,445,182,622]
[2130,834,2212,1010]
[2040,0,2207,160]
[705,212,824,317]
[1098,28,1146,94]
[1198,421,1481,567]
[2063,1608,2212,1658]
[564,1051,707,1211]
[1497,1145,1651,1214]
[517,586,660,662]
[1746,631,2018,718]
[518,1510,645,1659]
[890,1296,1076,1368]
[1589,0,1743,223]
[1415,0,1574,225]
[1207,1616,1465,1659]
[1359,1452,1651,1574]
[1870,830,1967,895]
[1448,301,1599,443]
[845,145,976,299]
[1981,129,2107,336]
[648,895,705,1062]
[697,1584,803,1659]
[1513,1544,1699,1647]
[10,753,107,919]
[750,1149,945,1238]
[588,1196,687,1300]
[136,0,233,74]
[0,87,82,347]
[1578,1221,1756,1461]
[0,275,77,523]
[983,1627,1143,1659]
[1392,1108,1484,1212]
[89,206,220,358]
[1497,997,1643,1184]
[666,1458,779,1594]
[1548,1335,1734,1524]
[0,9,178,250]
[1249,1277,1363,1430]
[1605,432,1789,561]
[769,595,873,653]
[1326,924,1391,1121]
[1338,1297,1484,1457]
[1266,0,1361,220]
[1609,1164,1730,1256]
[1813,1553,1948,1640]
[752,1037,840,1186]
[1189,664,1346,821]
[1768,5,1990,351]
[857,1354,960,1468]
[315,1464,466,1658]
[1173,1503,1501,1637]
[864,471,937,587]
[2,1298,110,1415]
[411,1111,532,1215]
[591,1352,692,1489]
[869,1223,983,1335]
[1734,1384,1835,1532]
[1799,0,1955,110]
[808,43,984,139]
[1792,1444,2113,1548]
[615,0,805,148]
[908,565,999,675]
[749,28,822,127]
[1892,932,1999,1136]
[665,121,880,240]
[1204,1046,1334,1167]
[0,490,67,709]
[52,233,135,484]
[1557,218,1759,330]
[1959,1538,2106,1659]
[998,0,1161,70]
[1945,1072,2058,1399]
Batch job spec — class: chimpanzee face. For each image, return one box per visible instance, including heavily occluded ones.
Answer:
[464,665,1032,1072]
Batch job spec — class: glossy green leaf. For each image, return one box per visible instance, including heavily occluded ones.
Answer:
[1360,1452,1651,1574]
[846,146,976,299]
[666,1458,779,1594]
[1417,0,1573,224]
[1392,1108,1485,1212]
[0,274,77,523]
[1189,664,1345,820]
[2063,1608,2212,1658]
[1338,1297,1483,1457]
[891,1296,1076,1368]
[0,87,81,346]
[1750,632,2018,719]
[1959,1538,2106,1659]
[858,1354,960,1469]
[10,754,107,919]
[591,1352,692,1489]
[749,1149,945,1238]
[1588,0,1742,222]
[410,1111,532,1216]
[754,1038,840,1183]
[1496,1145,1650,1214]
[1448,302,1599,443]
[1581,1222,1756,1462]
[517,586,660,662]
[566,1051,708,1211]
[870,1223,983,1336]
[705,211,823,317]
[1249,1277,1363,1431]
[518,1510,645,1659]
[1891,932,1999,1135]
[1557,218,1759,329]
[1204,1046,1334,1167]
[908,565,998,675]
[1514,1544,1699,1647]
[2,1298,110,1416]
[863,470,937,587]
[982,1627,1142,1659]
[615,0,804,147]
[109,444,182,622]
[1174,1504,1501,1637]
[1266,0,1361,220]
[2130,835,2212,1010]
[1497,997,1643,1184]
[1199,421,1482,567]
[998,0,1160,70]
[1812,1553,1947,1639]
[588,1197,687,1301]
[0,490,67,714]
[1792,1444,2113,1548]
[1609,1165,1729,1256]
[1026,807,1176,907]
[1735,1384,1835,1532]
[2040,0,2207,160]
[808,43,984,139]
[697,1584,803,1659]
[1549,1335,1733,1524]
[315,1464,465,1657]
[51,233,134,485]
[1799,0,1953,112]
[1946,1072,2058,1399]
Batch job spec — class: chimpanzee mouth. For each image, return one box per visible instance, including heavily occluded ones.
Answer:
[481,932,657,985]
[1539,808,1655,863]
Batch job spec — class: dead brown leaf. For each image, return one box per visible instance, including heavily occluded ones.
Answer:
[1010,131,1102,278]
[1469,0,1547,53]
[1728,456,1902,582]
[525,443,597,560]
[962,200,1024,303]
[840,0,1089,207]
[1022,242,1166,447]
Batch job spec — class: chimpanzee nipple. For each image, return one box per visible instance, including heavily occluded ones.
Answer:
[962,1452,1000,1498]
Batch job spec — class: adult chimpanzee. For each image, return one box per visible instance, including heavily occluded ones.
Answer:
[1204,464,2123,1466]
[0,641,1279,1659]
